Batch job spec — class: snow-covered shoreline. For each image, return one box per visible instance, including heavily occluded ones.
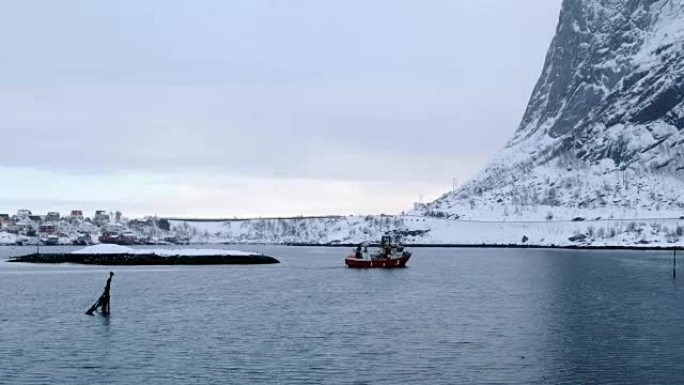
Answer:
[165,215,684,249]
[3,214,684,249]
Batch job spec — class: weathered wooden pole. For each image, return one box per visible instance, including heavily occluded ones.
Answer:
[673,249,677,280]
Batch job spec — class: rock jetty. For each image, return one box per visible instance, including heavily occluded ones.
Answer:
[8,244,279,265]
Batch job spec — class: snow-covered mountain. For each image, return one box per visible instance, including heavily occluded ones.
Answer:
[164,1,684,248]
[416,0,684,221]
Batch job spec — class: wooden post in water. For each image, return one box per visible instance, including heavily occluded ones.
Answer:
[674,250,677,280]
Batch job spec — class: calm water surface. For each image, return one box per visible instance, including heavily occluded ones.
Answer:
[1,246,684,384]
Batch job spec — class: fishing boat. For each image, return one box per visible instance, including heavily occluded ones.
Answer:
[345,234,411,268]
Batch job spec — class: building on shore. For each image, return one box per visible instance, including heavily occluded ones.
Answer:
[39,224,58,235]
[94,210,110,227]
[16,209,32,219]
[28,215,42,228]
[0,214,10,228]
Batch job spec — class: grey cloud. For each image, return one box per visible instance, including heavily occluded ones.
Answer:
[0,0,562,187]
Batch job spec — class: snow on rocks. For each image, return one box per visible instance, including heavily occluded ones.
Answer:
[72,244,259,257]
[0,232,17,245]
[72,244,134,254]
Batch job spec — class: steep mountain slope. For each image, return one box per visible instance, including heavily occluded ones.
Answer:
[417,0,684,220]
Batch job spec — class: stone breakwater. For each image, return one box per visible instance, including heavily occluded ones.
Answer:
[9,252,279,265]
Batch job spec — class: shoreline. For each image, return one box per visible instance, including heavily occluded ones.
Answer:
[3,243,683,252]
[284,243,684,251]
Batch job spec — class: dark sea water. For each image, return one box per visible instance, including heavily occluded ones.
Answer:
[1,246,684,384]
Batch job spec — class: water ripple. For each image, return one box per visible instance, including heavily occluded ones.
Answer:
[2,246,684,384]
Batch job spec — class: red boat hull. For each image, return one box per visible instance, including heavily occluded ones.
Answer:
[345,255,410,268]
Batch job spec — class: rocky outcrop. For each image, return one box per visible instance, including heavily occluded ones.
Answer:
[9,253,280,265]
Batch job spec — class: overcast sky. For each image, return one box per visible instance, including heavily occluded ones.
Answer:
[0,0,562,218]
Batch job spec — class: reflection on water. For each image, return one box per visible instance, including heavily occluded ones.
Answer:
[1,246,684,384]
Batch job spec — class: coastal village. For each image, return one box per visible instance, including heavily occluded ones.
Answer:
[0,209,184,246]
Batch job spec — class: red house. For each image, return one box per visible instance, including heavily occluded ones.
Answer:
[39,224,57,234]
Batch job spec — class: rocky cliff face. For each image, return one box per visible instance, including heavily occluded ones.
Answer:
[417,0,684,221]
